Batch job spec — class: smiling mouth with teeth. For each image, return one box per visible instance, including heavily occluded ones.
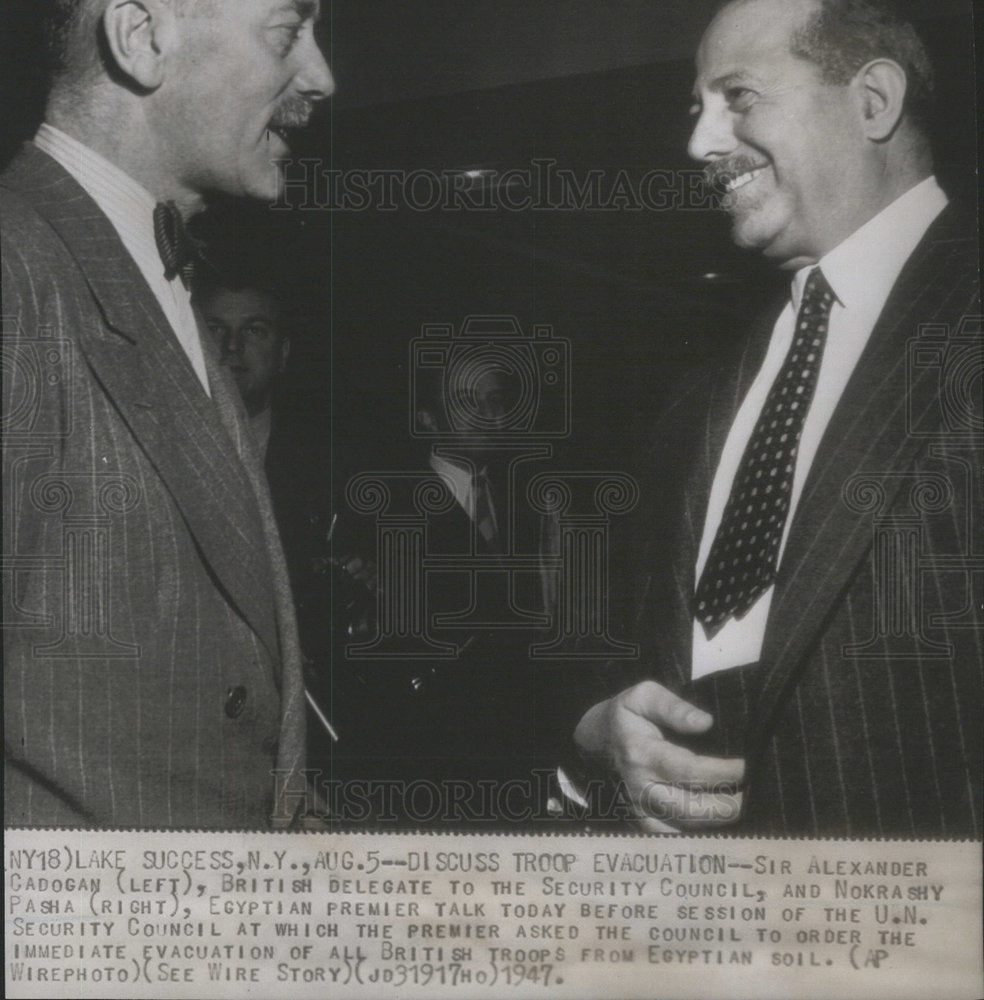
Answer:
[722,166,766,192]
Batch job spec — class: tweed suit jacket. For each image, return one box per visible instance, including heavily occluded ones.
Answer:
[2,144,307,830]
[619,202,981,838]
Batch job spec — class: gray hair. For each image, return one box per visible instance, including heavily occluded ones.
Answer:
[44,0,204,92]
[789,0,934,131]
[716,0,934,134]
[43,1,102,84]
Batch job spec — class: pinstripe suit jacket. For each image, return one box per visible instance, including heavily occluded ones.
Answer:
[2,144,307,830]
[622,203,981,838]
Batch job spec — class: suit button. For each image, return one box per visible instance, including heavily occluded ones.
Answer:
[225,686,248,719]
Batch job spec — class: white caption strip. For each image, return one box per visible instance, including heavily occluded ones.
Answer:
[5,830,981,1000]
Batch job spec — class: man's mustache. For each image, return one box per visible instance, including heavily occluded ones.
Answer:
[703,155,766,193]
[270,96,315,130]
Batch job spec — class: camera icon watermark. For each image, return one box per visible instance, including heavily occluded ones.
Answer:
[3,317,142,658]
[841,314,984,662]
[907,315,983,439]
[1,317,75,441]
[344,315,638,660]
[411,316,571,440]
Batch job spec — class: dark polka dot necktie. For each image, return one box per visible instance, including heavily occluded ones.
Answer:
[695,266,835,639]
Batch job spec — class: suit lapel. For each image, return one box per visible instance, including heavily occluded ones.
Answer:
[199,337,308,806]
[6,145,281,659]
[751,205,979,755]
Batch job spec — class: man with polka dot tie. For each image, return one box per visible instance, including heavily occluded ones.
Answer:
[571,0,980,837]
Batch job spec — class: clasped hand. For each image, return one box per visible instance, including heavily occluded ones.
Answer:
[574,680,745,833]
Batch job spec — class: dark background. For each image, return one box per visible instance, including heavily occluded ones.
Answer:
[1,1,979,482]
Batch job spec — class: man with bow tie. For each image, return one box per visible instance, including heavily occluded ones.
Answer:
[2,0,334,828]
[572,0,980,837]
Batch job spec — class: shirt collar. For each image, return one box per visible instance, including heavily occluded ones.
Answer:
[429,452,480,518]
[33,123,161,269]
[790,176,948,314]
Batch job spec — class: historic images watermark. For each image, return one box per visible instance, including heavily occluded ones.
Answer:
[272,160,722,214]
[840,315,983,660]
[341,315,639,662]
[271,769,742,828]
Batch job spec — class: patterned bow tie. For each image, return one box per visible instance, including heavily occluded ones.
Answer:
[153,200,205,287]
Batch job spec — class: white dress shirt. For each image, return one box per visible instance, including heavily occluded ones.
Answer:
[429,452,499,541]
[33,123,211,395]
[692,176,948,679]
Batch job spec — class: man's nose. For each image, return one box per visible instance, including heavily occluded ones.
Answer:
[223,329,245,357]
[296,33,335,101]
[687,100,736,163]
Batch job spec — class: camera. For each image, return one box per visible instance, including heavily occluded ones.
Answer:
[907,317,983,438]
[411,316,570,438]
[1,318,74,441]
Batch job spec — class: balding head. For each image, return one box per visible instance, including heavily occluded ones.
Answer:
[43,0,334,213]
[710,0,933,137]
[792,0,931,134]
[45,1,193,91]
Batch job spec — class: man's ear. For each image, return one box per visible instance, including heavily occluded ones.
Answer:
[856,58,908,141]
[102,0,177,90]
[278,337,292,373]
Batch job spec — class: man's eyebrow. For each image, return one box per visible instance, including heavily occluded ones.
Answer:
[708,70,758,92]
[691,70,755,101]
[274,0,319,19]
